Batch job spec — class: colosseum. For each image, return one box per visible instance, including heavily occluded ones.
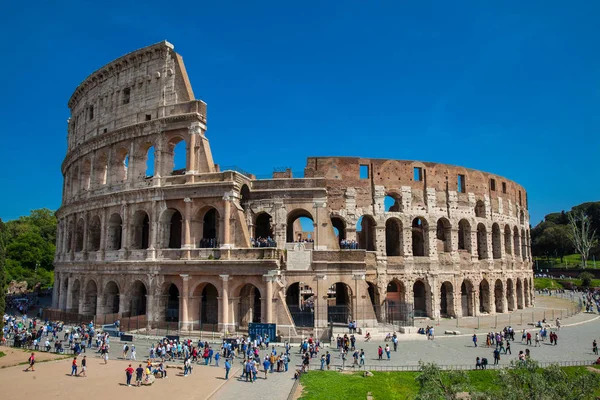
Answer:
[52,41,534,338]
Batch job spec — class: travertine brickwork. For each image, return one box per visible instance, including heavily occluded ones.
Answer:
[53,42,534,337]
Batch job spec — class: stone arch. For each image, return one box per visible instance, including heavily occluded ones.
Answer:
[163,283,180,322]
[163,136,187,176]
[504,225,512,255]
[491,223,501,259]
[160,208,183,249]
[94,152,108,185]
[479,279,491,314]
[412,217,429,256]
[327,282,353,324]
[458,219,471,252]
[200,283,219,326]
[138,142,155,178]
[521,228,527,260]
[81,279,98,315]
[357,215,377,251]
[75,218,85,252]
[68,279,81,313]
[475,200,486,218]
[87,215,101,251]
[386,279,407,322]
[506,278,515,311]
[520,210,525,225]
[112,146,129,183]
[196,206,220,247]
[331,215,347,242]
[286,208,314,243]
[71,165,80,197]
[477,223,488,260]
[131,210,150,250]
[237,283,262,328]
[384,192,403,212]
[460,279,475,317]
[436,217,452,253]
[254,212,273,239]
[67,219,75,253]
[81,159,92,191]
[129,280,147,317]
[107,213,123,251]
[285,282,314,328]
[103,281,120,314]
[385,218,403,256]
[413,280,431,318]
[440,281,455,317]
[513,227,521,258]
[240,184,250,212]
[494,279,504,313]
[524,277,530,307]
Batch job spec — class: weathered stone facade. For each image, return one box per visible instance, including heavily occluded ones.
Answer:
[53,41,534,337]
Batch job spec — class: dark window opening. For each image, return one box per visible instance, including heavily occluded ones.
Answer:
[518,190,522,206]
[122,88,131,105]
[103,128,108,133]
[89,106,94,120]
[457,174,466,193]
[360,165,369,179]
[145,114,152,121]
[490,178,496,191]
[414,167,423,182]
[502,182,507,194]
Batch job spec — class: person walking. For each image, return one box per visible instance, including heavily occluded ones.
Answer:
[225,358,231,380]
[125,364,134,386]
[23,352,35,372]
[472,334,478,347]
[378,346,383,361]
[593,340,598,355]
[535,333,540,347]
[526,332,532,346]
[71,357,78,376]
[320,354,325,370]
[385,344,391,360]
[505,340,511,355]
[130,345,136,361]
[78,356,87,377]
[326,351,331,370]
[263,356,270,379]
[493,348,500,365]
[135,364,144,386]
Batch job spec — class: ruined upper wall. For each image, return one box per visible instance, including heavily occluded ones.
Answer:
[66,41,197,151]
[304,156,528,212]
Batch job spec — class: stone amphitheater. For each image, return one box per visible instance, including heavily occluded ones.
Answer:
[52,41,534,338]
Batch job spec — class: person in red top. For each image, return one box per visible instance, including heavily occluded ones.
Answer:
[71,357,78,376]
[23,352,35,372]
[125,364,134,386]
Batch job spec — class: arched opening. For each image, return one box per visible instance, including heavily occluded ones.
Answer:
[440,281,455,317]
[436,218,452,253]
[413,280,429,317]
[87,215,101,252]
[385,218,403,256]
[386,280,407,323]
[239,284,262,328]
[367,282,378,313]
[513,227,521,258]
[81,159,91,191]
[82,280,97,315]
[67,220,74,253]
[458,219,471,252]
[521,228,527,260]
[492,223,501,259]
[520,210,525,225]
[165,137,187,175]
[516,278,524,309]
[357,215,376,251]
[201,284,219,325]
[68,279,81,313]
[384,194,402,212]
[327,282,353,324]
[129,281,147,317]
[104,281,120,314]
[412,217,428,256]
[164,283,180,322]
[287,209,314,243]
[494,279,504,313]
[240,185,250,212]
[479,279,490,314]
[94,152,108,185]
[75,218,84,252]
[145,145,155,178]
[506,278,515,311]
[131,210,150,250]
[201,208,219,247]
[475,200,486,218]
[461,280,475,317]
[254,213,274,240]
[524,278,530,307]
[285,282,314,328]
[331,216,347,243]
[113,147,129,183]
[160,209,182,249]
[477,223,488,260]
[107,214,122,251]
[71,166,80,197]
[504,225,512,255]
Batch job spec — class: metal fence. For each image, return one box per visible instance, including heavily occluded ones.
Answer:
[1,338,81,356]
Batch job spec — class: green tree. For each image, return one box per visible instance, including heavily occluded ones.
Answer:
[0,219,6,335]
[416,362,470,400]
[578,272,594,288]
[567,210,598,267]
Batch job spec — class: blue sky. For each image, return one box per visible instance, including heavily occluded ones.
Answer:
[1,1,599,225]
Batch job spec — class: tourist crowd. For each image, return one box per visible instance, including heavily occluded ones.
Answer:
[340,239,359,249]
[251,236,277,248]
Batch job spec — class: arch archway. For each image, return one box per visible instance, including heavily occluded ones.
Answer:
[436,218,452,253]
[203,208,219,241]
[75,218,84,252]
[131,210,150,250]
[238,284,262,328]
[160,209,182,249]
[357,215,376,251]
[164,137,187,175]
[504,225,512,255]
[331,216,347,243]
[201,284,219,326]
[413,280,430,317]
[384,193,402,212]
[165,283,180,322]
[240,185,250,212]
[506,278,515,311]
[412,217,429,256]
[494,279,504,313]
[477,223,488,260]
[513,227,521,258]
[68,279,81,313]
[286,282,314,327]
[492,223,501,259]
[107,214,123,251]
[254,212,273,239]
[440,281,455,317]
[82,280,98,315]
[104,281,120,314]
[129,280,147,317]
[521,228,527,260]
[458,219,471,252]
[479,279,491,313]
[286,209,314,243]
[327,282,353,324]
[88,215,101,251]
[385,218,403,256]
[461,280,475,317]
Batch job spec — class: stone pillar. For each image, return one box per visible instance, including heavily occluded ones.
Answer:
[127,140,135,188]
[70,214,77,258]
[429,278,438,319]
[222,192,232,248]
[180,274,190,331]
[453,283,462,318]
[65,277,74,312]
[99,209,107,260]
[52,273,60,309]
[121,203,130,250]
[147,201,159,260]
[187,123,199,175]
[183,198,193,249]
[219,275,230,332]
[403,227,413,257]
[488,282,496,315]
[427,227,438,261]
[315,274,329,334]
[118,293,129,315]
[264,274,274,323]
[82,213,89,256]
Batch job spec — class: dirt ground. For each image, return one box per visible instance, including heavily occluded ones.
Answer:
[0,354,228,400]
[0,347,66,368]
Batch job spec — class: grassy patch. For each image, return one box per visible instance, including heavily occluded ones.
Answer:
[534,278,565,290]
[0,351,5,358]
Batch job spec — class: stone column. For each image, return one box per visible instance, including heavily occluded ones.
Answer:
[488,282,496,315]
[127,140,135,188]
[99,209,107,260]
[121,203,130,251]
[118,293,129,315]
[263,274,274,323]
[180,274,190,331]
[70,214,77,257]
[147,201,159,260]
[315,274,329,335]
[221,192,232,248]
[52,273,60,309]
[82,213,89,258]
[186,123,200,178]
[183,198,193,249]
[219,275,230,332]
[65,277,74,312]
